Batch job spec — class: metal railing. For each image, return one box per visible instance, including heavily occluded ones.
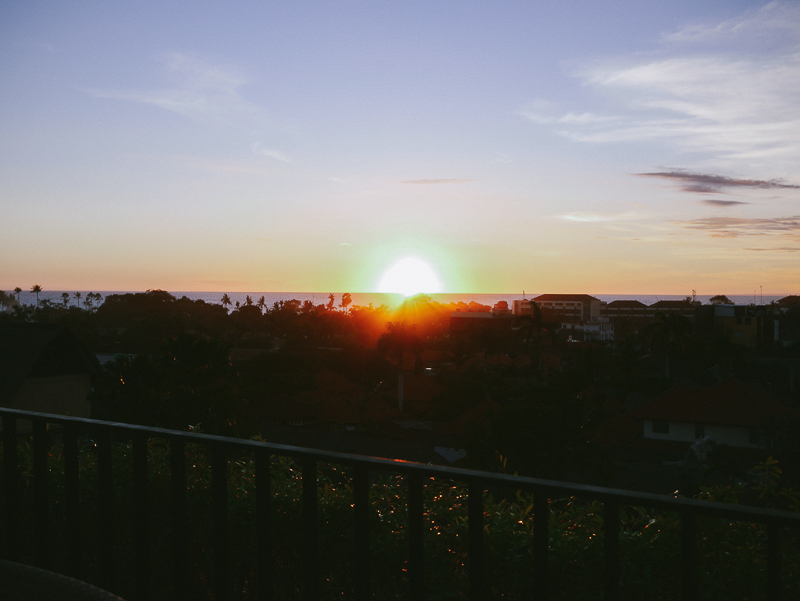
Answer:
[1,407,799,600]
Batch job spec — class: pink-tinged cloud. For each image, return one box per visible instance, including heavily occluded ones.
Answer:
[638,171,799,194]
[677,215,800,237]
[702,199,750,207]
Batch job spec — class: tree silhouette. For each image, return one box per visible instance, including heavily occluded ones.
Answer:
[340,293,352,314]
[84,292,94,310]
[14,287,22,303]
[256,296,266,313]
[709,295,733,305]
[74,291,82,307]
[61,292,70,307]
[327,293,335,311]
[221,294,232,310]
[31,284,42,306]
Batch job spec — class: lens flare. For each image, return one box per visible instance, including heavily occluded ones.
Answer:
[377,258,443,296]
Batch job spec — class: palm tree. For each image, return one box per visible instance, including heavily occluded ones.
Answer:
[340,293,352,314]
[256,296,266,313]
[14,287,22,303]
[245,295,254,306]
[84,293,94,310]
[61,292,70,307]
[74,291,82,307]
[31,284,42,306]
[221,294,232,310]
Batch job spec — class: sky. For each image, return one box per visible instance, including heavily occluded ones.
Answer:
[2,0,799,295]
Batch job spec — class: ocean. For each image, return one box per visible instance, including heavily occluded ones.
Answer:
[12,290,787,309]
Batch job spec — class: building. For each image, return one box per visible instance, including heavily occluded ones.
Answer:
[603,300,649,319]
[694,304,779,348]
[532,294,602,321]
[515,294,613,341]
[512,299,534,316]
[777,295,800,308]
[630,378,798,449]
[648,299,695,317]
[0,323,102,425]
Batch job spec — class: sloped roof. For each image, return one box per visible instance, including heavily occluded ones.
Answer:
[650,300,692,308]
[607,300,647,308]
[629,378,799,427]
[0,323,101,404]
[778,295,800,306]
[534,294,600,303]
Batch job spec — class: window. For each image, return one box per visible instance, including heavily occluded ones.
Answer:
[652,420,669,434]
[695,423,705,439]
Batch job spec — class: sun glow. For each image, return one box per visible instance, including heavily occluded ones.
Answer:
[377,257,443,296]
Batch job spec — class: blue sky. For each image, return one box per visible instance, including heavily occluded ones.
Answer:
[2,1,799,295]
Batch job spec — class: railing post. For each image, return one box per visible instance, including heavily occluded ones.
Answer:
[97,428,115,592]
[603,499,620,601]
[212,445,230,601]
[256,450,273,601]
[533,491,549,601]
[353,465,370,601]
[2,415,19,562]
[681,511,697,601]
[170,438,188,601]
[767,520,782,601]
[408,473,425,600]
[64,423,81,579]
[302,456,319,601]
[468,480,484,601]
[32,419,49,569]
[132,432,150,601]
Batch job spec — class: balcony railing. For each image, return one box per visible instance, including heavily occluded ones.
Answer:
[1,407,799,600]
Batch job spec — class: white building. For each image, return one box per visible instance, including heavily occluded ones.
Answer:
[630,378,797,449]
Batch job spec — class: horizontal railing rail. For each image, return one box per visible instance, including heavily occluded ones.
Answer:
[2,407,799,600]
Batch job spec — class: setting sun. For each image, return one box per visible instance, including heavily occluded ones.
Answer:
[377,257,443,296]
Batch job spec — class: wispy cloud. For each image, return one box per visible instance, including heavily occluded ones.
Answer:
[637,170,799,193]
[744,246,800,252]
[663,2,800,45]
[702,199,750,207]
[523,3,800,170]
[677,215,800,237]
[87,52,263,127]
[251,143,291,163]
[400,179,477,184]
